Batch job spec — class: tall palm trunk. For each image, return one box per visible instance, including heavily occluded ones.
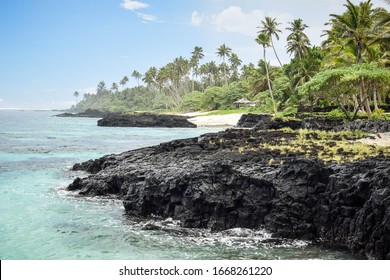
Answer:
[192,68,195,92]
[356,44,372,119]
[270,38,283,67]
[361,78,372,119]
[263,49,277,114]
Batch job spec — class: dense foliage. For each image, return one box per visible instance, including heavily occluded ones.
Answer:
[73,0,390,119]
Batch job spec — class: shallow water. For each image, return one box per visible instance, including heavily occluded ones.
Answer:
[0,110,357,259]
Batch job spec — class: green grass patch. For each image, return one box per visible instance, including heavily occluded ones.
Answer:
[238,129,390,164]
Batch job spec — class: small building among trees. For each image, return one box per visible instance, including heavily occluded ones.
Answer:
[234,98,255,108]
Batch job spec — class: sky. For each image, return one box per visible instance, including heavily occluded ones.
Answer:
[0,0,388,110]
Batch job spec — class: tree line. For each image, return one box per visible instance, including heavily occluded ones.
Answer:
[73,0,390,119]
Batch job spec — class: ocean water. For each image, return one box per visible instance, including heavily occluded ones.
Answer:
[0,110,357,260]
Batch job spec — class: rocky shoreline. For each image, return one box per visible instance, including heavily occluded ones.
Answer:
[237,113,390,133]
[67,116,390,259]
[55,110,197,128]
[97,113,196,128]
[54,109,110,118]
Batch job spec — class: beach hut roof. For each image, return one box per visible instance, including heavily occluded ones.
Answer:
[234,98,254,104]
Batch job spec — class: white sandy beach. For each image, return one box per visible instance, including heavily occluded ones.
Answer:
[186,113,244,127]
[357,132,390,147]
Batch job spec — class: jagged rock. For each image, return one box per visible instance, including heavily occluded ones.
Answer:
[236,114,272,129]
[236,114,344,131]
[97,113,197,128]
[67,128,390,259]
[340,119,390,133]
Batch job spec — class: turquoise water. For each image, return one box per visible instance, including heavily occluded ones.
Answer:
[0,110,356,259]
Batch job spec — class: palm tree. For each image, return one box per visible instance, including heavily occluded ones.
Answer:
[96,81,107,96]
[120,76,129,89]
[248,60,271,98]
[372,8,390,66]
[143,67,158,88]
[259,17,283,67]
[325,0,376,118]
[156,66,169,93]
[216,43,232,85]
[255,32,277,113]
[131,70,142,86]
[323,0,390,118]
[190,46,204,91]
[327,0,374,64]
[286,19,311,60]
[241,63,255,81]
[110,82,119,94]
[229,53,242,82]
[73,91,80,104]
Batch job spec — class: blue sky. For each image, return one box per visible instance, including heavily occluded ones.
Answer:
[0,0,387,109]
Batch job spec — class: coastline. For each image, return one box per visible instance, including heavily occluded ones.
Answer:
[67,115,390,259]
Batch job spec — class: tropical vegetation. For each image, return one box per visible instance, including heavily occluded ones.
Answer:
[73,0,390,120]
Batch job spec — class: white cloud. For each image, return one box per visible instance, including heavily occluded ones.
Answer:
[137,13,157,22]
[120,0,149,11]
[212,6,264,37]
[208,5,295,39]
[0,98,4,103]
[190,11,203,26]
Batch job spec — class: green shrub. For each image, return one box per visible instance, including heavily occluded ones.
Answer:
[328,108,346,118]
[275,107,298,118]
[372,109,386,120]
[201,87,225,110]
[180,91,203,112]
[220,82,248,109]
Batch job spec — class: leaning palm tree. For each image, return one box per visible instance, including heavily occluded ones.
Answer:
[216,43,232,85]
[259,17,283,67]
[255,32,277,113]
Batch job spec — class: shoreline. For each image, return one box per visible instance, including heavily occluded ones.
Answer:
[67,119,390,259]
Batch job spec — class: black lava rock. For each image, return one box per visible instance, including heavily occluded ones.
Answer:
[67,128,390,259]
[97,113,197,128]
